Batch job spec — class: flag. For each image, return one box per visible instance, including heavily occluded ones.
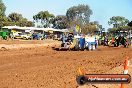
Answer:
[76,25,80,32]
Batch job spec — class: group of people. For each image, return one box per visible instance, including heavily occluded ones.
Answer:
[112,34,129,47]
[60,32,132,50]
[61,33,99,50]
[101,34,129,47]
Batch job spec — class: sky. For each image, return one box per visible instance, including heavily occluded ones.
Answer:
[3,0,132,30]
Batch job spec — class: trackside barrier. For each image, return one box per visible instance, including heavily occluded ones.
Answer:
[121,57,130,88]
[77,57,130,87]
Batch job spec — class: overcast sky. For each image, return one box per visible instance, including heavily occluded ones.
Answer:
[3,0,132,30]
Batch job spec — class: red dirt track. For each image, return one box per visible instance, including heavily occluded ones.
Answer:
[0,40,132,88]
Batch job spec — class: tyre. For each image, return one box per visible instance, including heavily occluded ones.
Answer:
[76,76,86,85]
[114,42,118,47]
[4,36,7,40]
[114,44,116,47]
[124,43,129,48]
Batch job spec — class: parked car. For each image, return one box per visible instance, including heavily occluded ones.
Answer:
[14,32,31,40]
[32,33,44,40]
[14,32,23,39]
[21,34,31,40]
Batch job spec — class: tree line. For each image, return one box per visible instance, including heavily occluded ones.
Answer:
[33,4,100,34]
[33,4,103,34]
[108,16,132,32]
[0,0,132,34]
[0,0,34,28]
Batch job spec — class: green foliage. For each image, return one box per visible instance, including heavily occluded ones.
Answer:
[118,26,131,31]
[66,4,92,27]
[0,0,34,27]
[8,12,23,22]
[127,21,132,31]
[128,21,132,27]
[108,28,118,33]
[53,15,68,29]
[19,18,35,27]
[0,0,6,28]
[0,0,6,16]
[108,16,129,28]
[108,16,130,33]
[82,23,99,34]
[33,11,55,28]
[3,12,34,27]
[108,26,131,33]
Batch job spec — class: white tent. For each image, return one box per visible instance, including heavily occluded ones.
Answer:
[3,26,20,29]
[2,26,69,32]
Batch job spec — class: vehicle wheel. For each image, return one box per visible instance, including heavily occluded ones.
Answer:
[76,76,86,85]
[124,43,128,48]
[114,43,117,47]
[4,36,7,40]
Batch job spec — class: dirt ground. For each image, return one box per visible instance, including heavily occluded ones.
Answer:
[0,40,132,88]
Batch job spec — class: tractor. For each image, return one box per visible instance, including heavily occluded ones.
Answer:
[108,31,130,48]
[0,31,8,40]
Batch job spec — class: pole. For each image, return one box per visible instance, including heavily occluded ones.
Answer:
[130,30,132,46]
[120,57,130,88]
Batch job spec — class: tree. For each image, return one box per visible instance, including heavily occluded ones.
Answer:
[89,21,100,29]
[108,28,118,33]
[33,11,55,28]
[108,16,130,32]
[19,18,27,26]
[66,4,92,27]
[19,19,34,27]
[6,12,34,27]
[108,16,129,28]
[53,15,68,29]
[82,23,99,34]
[2,16,12,26]
[8,12,23,22]
[127,21,132,31]
[18,18,34,27]
[0,0,34,27]
[0,0,6,28]
[128,21,132,27]
[26,21,35,27]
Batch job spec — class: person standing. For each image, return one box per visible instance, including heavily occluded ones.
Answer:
[95,35,99,48]
[61,33,68,48]
[79,34,85,50]
[104,35,108,46]
[86,34,96,50]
